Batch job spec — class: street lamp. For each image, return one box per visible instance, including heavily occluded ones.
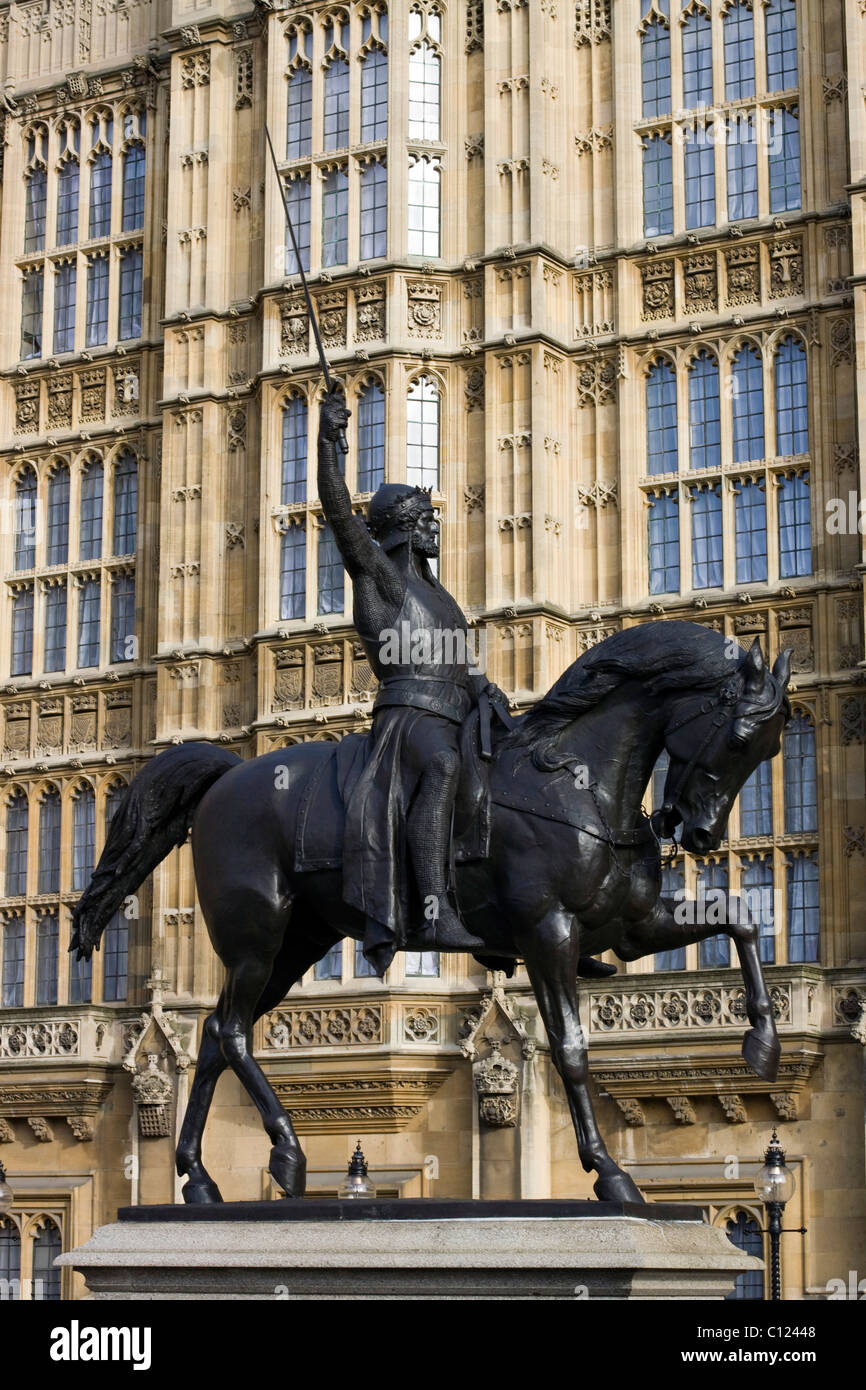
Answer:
[0,1160,13,1218]
[754,1129,797,1301]
[338,1141,377,1199]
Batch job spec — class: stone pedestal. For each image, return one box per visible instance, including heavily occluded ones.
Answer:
[58,1199,761,1300]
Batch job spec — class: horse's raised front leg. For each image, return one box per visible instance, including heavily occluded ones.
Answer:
[517,907,644,1205]
[618,894,779,1082]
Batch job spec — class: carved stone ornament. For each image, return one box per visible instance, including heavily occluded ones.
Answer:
[473,1046,519,1128]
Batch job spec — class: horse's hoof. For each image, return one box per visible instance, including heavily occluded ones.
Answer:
[593,1171,645,1205]
[182,1178,224,1205]
[742,1028,780,1082]
[270,1147,306,1198]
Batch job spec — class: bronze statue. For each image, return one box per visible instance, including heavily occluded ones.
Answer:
[72,391,792,1208]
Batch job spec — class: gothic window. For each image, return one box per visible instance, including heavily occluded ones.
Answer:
[724,1,755,100]
[14,470,37,571]
[280,524,306,621]
[407,155,440,257]
[118,246,143,341]
[697,859,730,968]
[690,484,723,589]
[734,479,767,583]
[110,574,135,663]
[284,175,311,274]
[56,161,79,247]
[1,918,25,1007]
[31,1221,62,1301]
[112,452,138,556]
[727,115,758,221]
[682,8,712,108]
[47,467,70,565]
[89,151,112,239]
[79,462,104,561]
[647,491,679,594]
[0,1219,21,1296]
[777,473,810,577]
[655,861,685,970]
[725,1211,764,1299]
[646,360,677,475]
[360,160,387,259]
[281,397,308,505]
[405,952,439,977]
[314,943,343,979]
[408,10,441,139]
[774,337,808,456]
[684,125,714,229]
[322,167,349,267]
[85,255,109,348]
[11,589,34,677]
[731,346,764,464]
[322,20,350,152]
[406,376,440,488]
[35,913,58,1006]
[786,852,818,962]
[72,787,95,895]
[765,0,797,93]
[688,352,720,470]
[317,523,344,615]
[357,380,386,492]
[5,794,29,897]
[741,856,775,963]
[102,787,129,1002]
[287,67,313,158]
[121,143,145,232]
[37,791,61,894]
[360,47,388,142]
[739,759,772,837]
[642,134,673,238]
[25,167,47,254]
[768,108,800,213]
[77,577,101,668]
[641,16,671,118]
[44,584,68,673]
[783,713,817,833]
[21,268,43,360]
[53,262,76,354]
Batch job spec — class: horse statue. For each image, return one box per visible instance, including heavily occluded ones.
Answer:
[72,620,791,1206]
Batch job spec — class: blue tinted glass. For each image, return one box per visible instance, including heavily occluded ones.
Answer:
[739,760,772,837]
[769,108,800,213]
[647,360,677,475]
[691,485,723,589]
[684,126,715,229]
[643,136,673,237]
[786,853,818,962]
[783,714,816,832]
[734,479,767,583]
[741,858,775,963]
[724,1,755,100]
[732,346,764,463]
[682,12,712,108]
[688,353,720,470]
[642,19,671,117]
[697,860,730,967]
[648,492,679,594]
[281,398,307,504]
[727,116,758,220]
[766,0,797,92]
[777,473,810,577]
[774,337,808,455]
[287,69,313,158]
[280,525,306,620]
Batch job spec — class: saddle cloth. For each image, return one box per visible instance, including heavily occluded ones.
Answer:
[294,709,491,873]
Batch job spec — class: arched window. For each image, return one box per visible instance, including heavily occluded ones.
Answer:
[89,151,112,239]
[684,124,714,230]
[360,160,387,260]
[72,786,95,893]
[281,397,308,505]
[641,17,671,118]
[783,713,817,833]
[787,851,818,962]
[56,161,79,246]
[121,143,145,232]
[31,1221,62,1301]
[317,523,344,615]
[79,462,104,560]
[323,20,350,151]
[38,791,61,894]
[280,523,306,621]
[44,582,68,674]
[5,794,29,897]
[408,35,440,138]
[646,360,677,475]
[766,0,797,93]
[11,589,34,677]
[284,175,311,275]
[357,381,385,491]
[407,155,440,257]
[406,376,440,488]
[690,484,723,589]
[734,479,767,584]
[13,470,37,571]
[53,262,76,355]
[731,346,764,463]
[647,492,679,595]
[112,452,138,555]
[741,857,775,963]
[725,1211,764,1299]
[286,67,313,158]
[361,47,388,142]
[0,1220,21,1299]
[727,115,758,221]
[739,759,772,837]
[777,473,810,577]
[697,860,730,968]
[322,167,349,267]
[724,1,755,100]
[35,913,58,1006]
[77,577,101,669]
[642,134,673,238]
[682,9,712,109]
[24,168,47,253]
[46,467,69,564]
[774,337,808,456]
[1,917,26,1008]
[768,107,800,213]
[688,353,720,470]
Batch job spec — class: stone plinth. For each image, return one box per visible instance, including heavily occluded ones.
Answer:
[58,1199,761,1300]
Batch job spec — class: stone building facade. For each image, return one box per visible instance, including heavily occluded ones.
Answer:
[0,0,864,1300]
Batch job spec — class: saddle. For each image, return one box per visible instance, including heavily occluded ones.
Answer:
[294,707,493,873]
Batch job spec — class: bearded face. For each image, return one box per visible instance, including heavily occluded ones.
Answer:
[410,509,440,557]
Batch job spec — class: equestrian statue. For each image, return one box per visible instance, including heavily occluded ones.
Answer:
[71,388,792,1207]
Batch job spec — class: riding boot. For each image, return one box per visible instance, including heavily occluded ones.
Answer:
[409,761,487,952]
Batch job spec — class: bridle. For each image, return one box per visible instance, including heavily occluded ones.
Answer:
[654,680,742,840]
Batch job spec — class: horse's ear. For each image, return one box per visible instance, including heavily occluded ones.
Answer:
[743,638,766,695]
[772,647,792,690]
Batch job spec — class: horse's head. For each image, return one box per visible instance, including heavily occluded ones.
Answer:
[656,639,792,855]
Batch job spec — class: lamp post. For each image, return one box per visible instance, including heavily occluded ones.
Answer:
[754,1129,797,1301]
[0,1160,13,1218]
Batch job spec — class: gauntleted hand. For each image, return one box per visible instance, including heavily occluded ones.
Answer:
[485,681,510,707]
[319,388,351,444]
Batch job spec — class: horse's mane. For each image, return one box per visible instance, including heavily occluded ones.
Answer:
[505,621,782,770]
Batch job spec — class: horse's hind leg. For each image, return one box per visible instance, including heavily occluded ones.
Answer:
[176,1010,227,1203]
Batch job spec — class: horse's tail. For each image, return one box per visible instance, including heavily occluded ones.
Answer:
[70,742,241,961]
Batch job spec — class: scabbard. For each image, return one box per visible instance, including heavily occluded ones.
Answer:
[478,691,493,760]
